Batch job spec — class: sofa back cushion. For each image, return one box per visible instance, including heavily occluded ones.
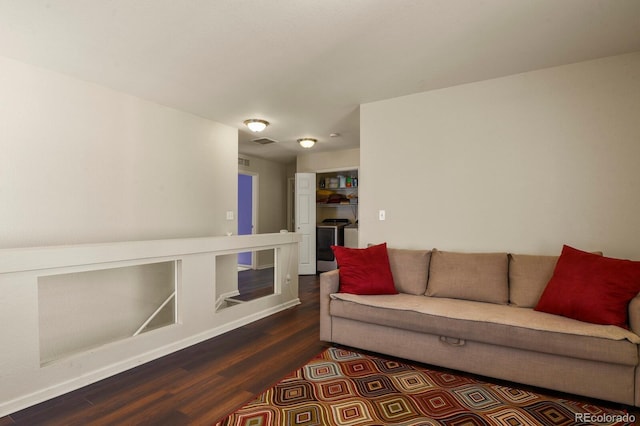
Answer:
[508,254,558,307]
[509,251,603,307]
[426,250,509,304]
[387,248,431,295]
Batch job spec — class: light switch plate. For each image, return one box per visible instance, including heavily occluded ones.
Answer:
[226,211,234,220]
[378,210,386,221]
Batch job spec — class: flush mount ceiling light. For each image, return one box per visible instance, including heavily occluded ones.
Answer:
[244,119,269,132]
[297,138,317,149]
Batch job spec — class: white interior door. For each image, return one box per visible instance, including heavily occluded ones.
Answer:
[295,173,316,275]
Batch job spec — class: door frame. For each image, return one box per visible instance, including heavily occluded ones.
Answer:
[287,177,295,232]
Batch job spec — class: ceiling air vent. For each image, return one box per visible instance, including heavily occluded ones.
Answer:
[252,137,277,145]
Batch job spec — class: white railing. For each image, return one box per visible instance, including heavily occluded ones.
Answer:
[0,232,301,417]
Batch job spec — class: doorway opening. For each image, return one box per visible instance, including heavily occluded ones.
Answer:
[238,172,258,269]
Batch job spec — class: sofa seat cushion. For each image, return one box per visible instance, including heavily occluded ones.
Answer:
[330,293,639,366]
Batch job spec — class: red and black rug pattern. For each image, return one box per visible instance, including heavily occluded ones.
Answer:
[214,346,634,425]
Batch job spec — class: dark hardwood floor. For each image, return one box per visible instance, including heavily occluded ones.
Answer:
[1,275,329,426]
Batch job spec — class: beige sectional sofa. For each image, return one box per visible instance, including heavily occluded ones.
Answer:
[320,248,640,406]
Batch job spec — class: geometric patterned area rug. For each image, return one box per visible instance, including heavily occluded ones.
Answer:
[214,346,635,425]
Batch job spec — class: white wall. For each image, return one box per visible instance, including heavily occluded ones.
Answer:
[360,52,640,259]
[297,148,360,172]
[0,55,241,401]
[0,55,238,249]
[239,154,289,235]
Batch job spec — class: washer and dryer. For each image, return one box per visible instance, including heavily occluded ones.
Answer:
[316,218,350,272]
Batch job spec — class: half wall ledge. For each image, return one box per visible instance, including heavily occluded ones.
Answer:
[0,232,301,417]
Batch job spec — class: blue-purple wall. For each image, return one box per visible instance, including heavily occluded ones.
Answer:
[238,174,252,266]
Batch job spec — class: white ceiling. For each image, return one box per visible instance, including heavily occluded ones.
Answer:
[1,1,639,163]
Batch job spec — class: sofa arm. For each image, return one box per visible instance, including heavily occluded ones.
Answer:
[629,293,640,336]
[320,269,340,342]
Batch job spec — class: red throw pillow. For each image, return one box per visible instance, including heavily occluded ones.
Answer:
[331,243,398,295]
[535,245,640,328]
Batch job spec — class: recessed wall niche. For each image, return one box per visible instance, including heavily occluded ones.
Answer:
[38,261,177,365]
[216,249,275,311]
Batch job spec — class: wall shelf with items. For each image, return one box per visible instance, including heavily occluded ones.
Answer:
[316,169,358,223]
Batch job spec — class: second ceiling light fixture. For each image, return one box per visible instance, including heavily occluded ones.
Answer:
[297,138,316,149]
